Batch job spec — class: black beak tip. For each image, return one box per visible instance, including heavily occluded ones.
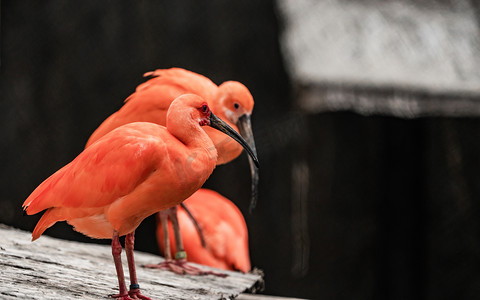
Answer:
[253,158,260,168]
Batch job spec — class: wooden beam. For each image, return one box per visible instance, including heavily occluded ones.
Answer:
[0,224,263,299]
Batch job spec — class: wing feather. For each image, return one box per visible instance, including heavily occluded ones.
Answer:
[24,123,167,215]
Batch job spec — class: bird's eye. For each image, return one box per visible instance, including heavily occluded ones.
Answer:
[202,105,208,113]
[234,103,240,110]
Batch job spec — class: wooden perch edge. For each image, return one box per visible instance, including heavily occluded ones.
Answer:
[0,224,264,300]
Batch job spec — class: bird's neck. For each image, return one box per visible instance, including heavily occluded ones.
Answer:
[169,120,218,161]
[187,130,218,163]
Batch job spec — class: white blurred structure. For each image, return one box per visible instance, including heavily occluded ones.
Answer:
[277,0,480,117]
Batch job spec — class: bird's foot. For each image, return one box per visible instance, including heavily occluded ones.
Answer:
[143,259,228,277]
[109,293,134,300]
[128,288,152,300]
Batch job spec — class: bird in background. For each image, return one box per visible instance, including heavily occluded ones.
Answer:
[146,189,251,273]
[23,95,259,300]
[86,68,258,274]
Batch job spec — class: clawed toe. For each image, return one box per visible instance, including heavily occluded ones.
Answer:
[109,293,134,300]
[143,259,227,277]
[128,288,153,300]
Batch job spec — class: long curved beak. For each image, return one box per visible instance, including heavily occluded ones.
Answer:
[209,113,260,168]
[237,114,259,213]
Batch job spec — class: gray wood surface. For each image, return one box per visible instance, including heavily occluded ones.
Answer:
[236,294,306,300]
[0,225,263,299]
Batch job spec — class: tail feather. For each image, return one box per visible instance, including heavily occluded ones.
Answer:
[31,208,64,241]
[23,166,68,215]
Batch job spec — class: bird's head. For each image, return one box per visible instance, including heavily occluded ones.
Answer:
[167,94,259,168]
[216,81,254,125]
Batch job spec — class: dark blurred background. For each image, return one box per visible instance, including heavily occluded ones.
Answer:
[2,1,480,299]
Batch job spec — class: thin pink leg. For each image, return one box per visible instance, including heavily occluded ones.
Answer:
[180,203,207,248]
[125,231,152,300]
[143,209,177,271]
[160,210,173,260]
[143,207,227,277]
[170,207,226,277]
[110,231,132,300]
[169,206,186,260]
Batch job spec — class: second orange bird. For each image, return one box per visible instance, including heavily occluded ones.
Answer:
[23,95,259,300]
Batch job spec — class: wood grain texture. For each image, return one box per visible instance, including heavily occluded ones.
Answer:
[0,225,263,299]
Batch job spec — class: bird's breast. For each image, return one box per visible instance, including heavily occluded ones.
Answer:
[203,127,242,165]
[105,145,216,235]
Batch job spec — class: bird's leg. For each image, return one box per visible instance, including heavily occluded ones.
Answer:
[169,207,226,277]
[143,209,181,271]
[109,231,132,300]
[160,210,173,260]
[125,232,152,300]
[143,207,227,277]
[142,210,176,269]
[169,206,186,261]
[180,203,207,248]
[142,208,189,274]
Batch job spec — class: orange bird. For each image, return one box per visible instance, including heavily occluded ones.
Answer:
[23,95,259,300]
[86,68,258,273]
[149,189,251,273]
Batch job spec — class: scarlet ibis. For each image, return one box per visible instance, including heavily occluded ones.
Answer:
[23,95,259,300]
[146,189,251,273]
[86,68,258,273]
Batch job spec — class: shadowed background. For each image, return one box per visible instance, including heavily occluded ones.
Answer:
[2,1,480,299]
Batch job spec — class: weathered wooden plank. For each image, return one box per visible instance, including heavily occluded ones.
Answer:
[0,225,262,299]
[236,294,306,300]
